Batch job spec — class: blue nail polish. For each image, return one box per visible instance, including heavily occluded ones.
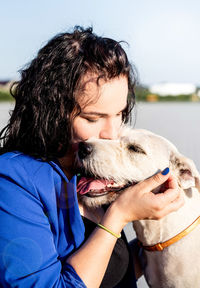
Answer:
[161,167,169,175]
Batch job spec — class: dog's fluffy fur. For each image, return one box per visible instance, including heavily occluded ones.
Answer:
[77,127,200,288]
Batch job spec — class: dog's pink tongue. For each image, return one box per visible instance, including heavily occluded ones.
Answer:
[77,177,113,195]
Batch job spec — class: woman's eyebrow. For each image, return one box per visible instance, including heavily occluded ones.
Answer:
[81,111,108,116]
[81,105,128,117]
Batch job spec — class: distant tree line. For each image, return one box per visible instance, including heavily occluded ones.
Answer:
[0,90,13,101]
[135,85,199,102]
[0,84,199,102]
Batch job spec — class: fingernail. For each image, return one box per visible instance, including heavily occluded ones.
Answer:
[161,167,170,175]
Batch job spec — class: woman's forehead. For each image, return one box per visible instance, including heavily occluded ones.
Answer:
[77,75,128,113]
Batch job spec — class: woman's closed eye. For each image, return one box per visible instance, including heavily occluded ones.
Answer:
[83,117,99,123]
[116,112,122,117]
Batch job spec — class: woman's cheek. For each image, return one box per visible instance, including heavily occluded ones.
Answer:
[72,118,100,142]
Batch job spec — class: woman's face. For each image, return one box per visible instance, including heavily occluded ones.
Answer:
[72,75,128,143]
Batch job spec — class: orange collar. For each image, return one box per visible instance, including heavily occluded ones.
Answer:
[138,216,200,252]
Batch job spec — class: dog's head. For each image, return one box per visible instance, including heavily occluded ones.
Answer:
[76,127,200,207]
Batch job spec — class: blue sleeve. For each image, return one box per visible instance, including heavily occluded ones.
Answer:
[0,156,86,288]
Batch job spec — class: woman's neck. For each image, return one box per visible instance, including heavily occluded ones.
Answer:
[58,149,75,180]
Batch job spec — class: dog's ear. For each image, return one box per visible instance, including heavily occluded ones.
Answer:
[170,152,200,192]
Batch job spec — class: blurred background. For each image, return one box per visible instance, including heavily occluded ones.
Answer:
[1,1,200,287]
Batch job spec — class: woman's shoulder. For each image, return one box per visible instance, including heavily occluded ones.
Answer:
[0,151,42,163]
[0,151,62,185]
[0,152,71,197]
[0,151,50,174]
[0,151,66,201]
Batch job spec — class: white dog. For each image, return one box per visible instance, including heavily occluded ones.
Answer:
[77,127,200,288]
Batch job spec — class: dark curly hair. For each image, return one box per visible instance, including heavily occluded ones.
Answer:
[0,26,137,160]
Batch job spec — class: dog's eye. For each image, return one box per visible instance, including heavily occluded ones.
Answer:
[128,144,146,154]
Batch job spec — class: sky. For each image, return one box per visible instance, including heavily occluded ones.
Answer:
[1,0,200,86]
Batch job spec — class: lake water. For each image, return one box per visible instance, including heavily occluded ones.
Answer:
[134,102,200,171]
[0,102,200,288]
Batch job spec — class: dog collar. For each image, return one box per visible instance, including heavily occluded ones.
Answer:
[138,215,200,252]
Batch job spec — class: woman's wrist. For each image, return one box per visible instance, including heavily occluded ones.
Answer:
[101,202,126,235]
[97,223,121,239]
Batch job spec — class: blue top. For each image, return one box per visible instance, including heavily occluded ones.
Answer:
[0,151,87,287]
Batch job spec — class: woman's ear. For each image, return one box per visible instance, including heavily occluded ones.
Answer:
[170,152,200,192]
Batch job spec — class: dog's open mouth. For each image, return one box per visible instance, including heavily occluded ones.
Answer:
[77,176,133,197]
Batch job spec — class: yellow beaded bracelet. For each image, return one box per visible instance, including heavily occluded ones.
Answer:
[97,223,121,239]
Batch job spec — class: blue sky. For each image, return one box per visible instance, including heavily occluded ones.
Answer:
[1,0,200,85]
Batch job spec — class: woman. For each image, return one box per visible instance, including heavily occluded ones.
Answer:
[0,27,184,287]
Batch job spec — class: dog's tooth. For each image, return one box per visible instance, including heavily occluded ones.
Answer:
[113,183,120,187]
[107,182,120,188]
[107,183,113,187]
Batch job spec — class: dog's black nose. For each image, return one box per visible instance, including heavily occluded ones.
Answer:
[78,142,93,159]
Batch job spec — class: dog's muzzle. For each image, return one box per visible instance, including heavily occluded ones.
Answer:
[76,141,135,200]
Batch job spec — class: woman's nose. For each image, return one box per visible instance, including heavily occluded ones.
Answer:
[99,121,119,140]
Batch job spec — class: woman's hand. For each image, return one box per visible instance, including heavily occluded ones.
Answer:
[107,168,185,228]
[68,168,184,288]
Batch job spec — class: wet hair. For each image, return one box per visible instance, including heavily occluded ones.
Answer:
[0,26,137,160]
